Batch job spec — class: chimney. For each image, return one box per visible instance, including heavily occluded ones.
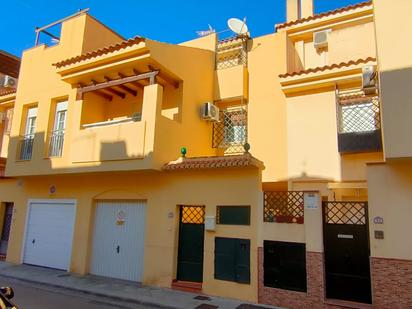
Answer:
[287,0,314,21]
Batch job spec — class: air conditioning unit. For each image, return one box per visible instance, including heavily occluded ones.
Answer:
[201,102,219,122]
[362,65,377,94]
[313,30,331,50]
[1,75,17,88]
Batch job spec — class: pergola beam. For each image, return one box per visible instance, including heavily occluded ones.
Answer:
[148,65,179,88]
[77,71,159,97]
[104,76,137,96]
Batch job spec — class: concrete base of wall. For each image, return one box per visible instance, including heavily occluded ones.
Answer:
[371,257,412,308]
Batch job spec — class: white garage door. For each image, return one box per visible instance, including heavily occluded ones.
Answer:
[23,200,76,270]
[91,201,146,282]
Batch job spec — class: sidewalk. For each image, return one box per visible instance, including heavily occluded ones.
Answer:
[0,262,281,309]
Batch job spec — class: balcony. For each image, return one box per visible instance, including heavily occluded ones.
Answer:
[337,91,382,154]
[17,134,34,161]
[214,36,249,101]
[48,129,65,157]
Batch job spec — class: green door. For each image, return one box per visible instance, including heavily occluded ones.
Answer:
[177,206,205,282]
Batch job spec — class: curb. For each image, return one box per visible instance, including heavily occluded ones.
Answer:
[0,273,178,309]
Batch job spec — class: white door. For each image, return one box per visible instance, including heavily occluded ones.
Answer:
[91,201,146,282]
[23,200,76,270]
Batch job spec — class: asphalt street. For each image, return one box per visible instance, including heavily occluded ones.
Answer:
[0,276,156,309]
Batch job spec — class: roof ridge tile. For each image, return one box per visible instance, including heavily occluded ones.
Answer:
[276,0,372,30]
[279,56,376,78]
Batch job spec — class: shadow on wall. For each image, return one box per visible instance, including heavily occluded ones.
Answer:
[5,131,156,175]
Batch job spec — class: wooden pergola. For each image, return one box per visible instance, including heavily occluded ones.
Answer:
[76,68,179,101]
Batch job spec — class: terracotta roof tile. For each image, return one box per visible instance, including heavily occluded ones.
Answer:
[276,1,372,30]
[162,153,264,171]
[279,57,376,78]
[0,87,16,97]
[53,36,145,68]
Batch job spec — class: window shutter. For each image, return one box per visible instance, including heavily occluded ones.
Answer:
[235,239,250,283]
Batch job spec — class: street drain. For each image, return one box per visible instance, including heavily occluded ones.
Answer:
[195,304,218,309]
[57,274,70,277]
[194,295,211,301]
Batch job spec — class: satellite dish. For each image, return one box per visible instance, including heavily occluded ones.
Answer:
[228,18,248,35]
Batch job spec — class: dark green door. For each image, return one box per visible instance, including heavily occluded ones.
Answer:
[177,206,205,282]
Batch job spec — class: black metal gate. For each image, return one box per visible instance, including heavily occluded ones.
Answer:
[177,206,205,283]
[0,203,13,256]
[323,201,372,304]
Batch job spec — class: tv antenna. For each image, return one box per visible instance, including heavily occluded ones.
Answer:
[196,24,216,37]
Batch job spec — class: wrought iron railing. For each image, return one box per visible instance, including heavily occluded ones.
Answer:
[48,130,65,157]
[212,107,247,153]
[216,36,248,70]
[336,90,382,153]
[18,135,34,160]
[263,191,304,224]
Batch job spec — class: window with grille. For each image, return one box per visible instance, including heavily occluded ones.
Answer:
[339,101,379,133]
[213,107,247,153]
[264,241,307,292]
[337,92,382,153]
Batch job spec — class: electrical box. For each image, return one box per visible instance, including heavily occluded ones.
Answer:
[205,215,216,231]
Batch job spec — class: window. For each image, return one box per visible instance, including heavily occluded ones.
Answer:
[340,102,377,133]
[264,241,307,292]
[216,206,250,225]
[19,106,37,160]
[212,107,247,153]
[215,237,250,284]
[49,101,67,157]
[223,110,247,145]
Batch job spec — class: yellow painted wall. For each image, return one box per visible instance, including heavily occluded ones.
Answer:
[367,160,412,260]
[287,90,383,182]
[373,0,412,158]
[247,33,288,182]
[288,20,376,72]
[6,167,261,302]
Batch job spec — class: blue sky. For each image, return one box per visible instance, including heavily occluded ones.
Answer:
[2,0,362,57]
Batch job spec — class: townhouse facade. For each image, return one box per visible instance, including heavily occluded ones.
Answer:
[0,0,411,308]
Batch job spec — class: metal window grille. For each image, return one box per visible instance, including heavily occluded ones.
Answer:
[48,130,65,157]
[18,134,34,160]
[216,36,247,70]
[180,206,205,224]
[337,92,381,134]
[213,107,247,153]
[323,201,367,225]
[263,191,304,224]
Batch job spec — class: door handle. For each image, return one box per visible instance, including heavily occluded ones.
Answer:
[32,239,35,244]
[116,245,120,254]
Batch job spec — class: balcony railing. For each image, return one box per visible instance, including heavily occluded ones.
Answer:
[213,106,247,154]
[336,90,382,153]
[18,134,34,160]
[48,130,65,157]
[216,36,248,70]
